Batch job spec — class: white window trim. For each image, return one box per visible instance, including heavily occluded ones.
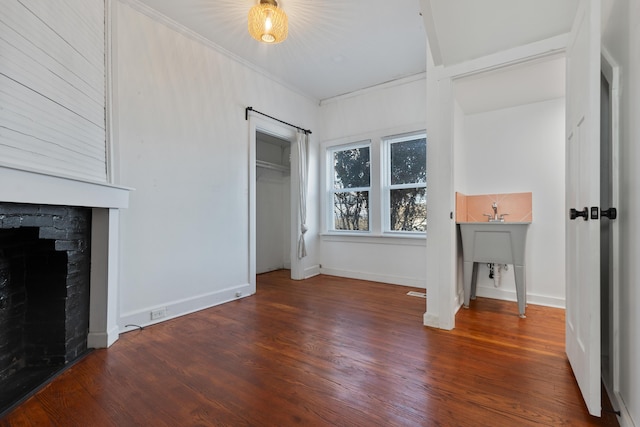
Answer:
[326,141,372,233]
[320,124,427,240]
[382,131,427,234]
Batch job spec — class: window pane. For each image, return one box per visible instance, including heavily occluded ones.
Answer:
[333,191,369,230]
[390,138,426,185]
[333,147,370,189]
[390,188,426,231]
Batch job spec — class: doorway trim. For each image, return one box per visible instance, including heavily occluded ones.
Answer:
[426,35,568,330]
[600,46,623,418]
[248,116,304,293]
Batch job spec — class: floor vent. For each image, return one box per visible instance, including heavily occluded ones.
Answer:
[406,291,427,298]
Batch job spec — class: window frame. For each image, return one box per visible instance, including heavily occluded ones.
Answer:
[382,132,427,235]
[321,128,426,240]
[326,141,372,233]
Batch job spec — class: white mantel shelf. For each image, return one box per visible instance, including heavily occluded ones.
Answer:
[0,165,132,208]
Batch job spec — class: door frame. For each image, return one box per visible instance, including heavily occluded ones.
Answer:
[429,35,568,330]
[248,116,304,293]
[600,46,622,410]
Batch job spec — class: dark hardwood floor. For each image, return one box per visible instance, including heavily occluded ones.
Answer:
[1,270,619,426]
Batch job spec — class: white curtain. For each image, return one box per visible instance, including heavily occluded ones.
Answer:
[297,130,309,259]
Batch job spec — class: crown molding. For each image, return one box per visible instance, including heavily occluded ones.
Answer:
[319,72,426,106]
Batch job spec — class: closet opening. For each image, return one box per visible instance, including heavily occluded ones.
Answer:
[255,131,292,275]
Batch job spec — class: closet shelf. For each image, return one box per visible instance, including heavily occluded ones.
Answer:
[256,160,290,173]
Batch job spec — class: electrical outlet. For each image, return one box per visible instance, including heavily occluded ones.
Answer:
[150,307,167,320]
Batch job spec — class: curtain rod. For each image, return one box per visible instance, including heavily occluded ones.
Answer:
[245,106,312,135]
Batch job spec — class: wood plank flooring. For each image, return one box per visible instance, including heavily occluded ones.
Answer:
[1,270,619,426]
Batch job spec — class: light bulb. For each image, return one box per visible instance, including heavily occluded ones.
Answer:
[261,9,274,42]
[264,11,273,32]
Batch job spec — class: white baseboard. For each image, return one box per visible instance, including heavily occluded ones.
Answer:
[118,282,253,332]
[456,289,464,307]
[604,382,635,427]
[423,312,439,328]
[475,286,565,309]
[87,325,120,348]
[319,267,426,288]
[304,264,321,278]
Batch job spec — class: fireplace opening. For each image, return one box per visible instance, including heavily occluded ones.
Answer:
[0,203,91,416]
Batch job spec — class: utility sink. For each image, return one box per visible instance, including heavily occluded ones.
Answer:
[458,222,531,318]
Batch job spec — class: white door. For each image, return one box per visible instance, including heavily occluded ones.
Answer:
[565,0,601,417]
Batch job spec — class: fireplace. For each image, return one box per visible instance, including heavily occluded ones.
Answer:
[0,166,131,417]
[0,203,92,414]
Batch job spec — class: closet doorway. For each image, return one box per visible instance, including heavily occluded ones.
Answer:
[256,131,291,274]
[248,115,305,293]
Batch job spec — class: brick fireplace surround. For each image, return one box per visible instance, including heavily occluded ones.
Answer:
[0,166,130,414]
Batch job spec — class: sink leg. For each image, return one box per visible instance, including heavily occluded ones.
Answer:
[514,264,526,318]
[471,262,478,300]
[463,261,474,309]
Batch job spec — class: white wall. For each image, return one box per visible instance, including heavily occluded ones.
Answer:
[423,40,457,329]
[112,1,319,328]
[318,76,427,288]
[256,169,290,273]
[457,98,566,307]
[602,0,640,424]
[452,101,467,192]
[453,100,467,302]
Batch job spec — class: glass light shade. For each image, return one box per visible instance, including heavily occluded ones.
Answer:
[248,0,288,44]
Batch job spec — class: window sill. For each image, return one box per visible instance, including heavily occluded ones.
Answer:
[320,232,426,246]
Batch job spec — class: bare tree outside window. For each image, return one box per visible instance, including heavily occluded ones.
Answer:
[332,146,370,230]
[388,137,426,232]
[326,134,425,235]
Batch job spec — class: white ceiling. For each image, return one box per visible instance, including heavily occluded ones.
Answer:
[134,0,579,105]
[424,0,579,67]
[454,55,567,114]
[424,0,578,114]
[135,0,427,101]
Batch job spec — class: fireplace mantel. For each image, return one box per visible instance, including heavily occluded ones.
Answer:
[0,165,130,209]
[0,165,132,348]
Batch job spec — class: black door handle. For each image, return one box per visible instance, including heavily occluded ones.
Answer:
[601,207,617,220]
[570,207,589,221]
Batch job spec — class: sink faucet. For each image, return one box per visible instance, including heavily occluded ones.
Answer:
[484,202,508,222]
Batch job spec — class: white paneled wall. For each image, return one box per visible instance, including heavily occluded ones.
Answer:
[318,76,427,288]
[0,0,106,181]
[113,1,319,327]
[457,98,566,307]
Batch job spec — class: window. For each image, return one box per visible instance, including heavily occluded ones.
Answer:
[385,134,427,232]
[329,144,371,231]
[324,130,426,237]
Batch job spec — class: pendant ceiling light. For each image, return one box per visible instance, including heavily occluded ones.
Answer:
[248,0,288,44]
